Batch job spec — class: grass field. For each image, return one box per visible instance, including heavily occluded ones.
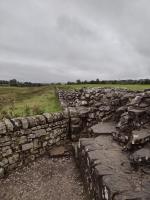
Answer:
[63,84,150,91]
[0,86,61,119]
[0,84,150,119]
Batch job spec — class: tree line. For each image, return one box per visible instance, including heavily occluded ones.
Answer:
[1,78,150,87]
[0,79,47,87]
[67,78,150,85]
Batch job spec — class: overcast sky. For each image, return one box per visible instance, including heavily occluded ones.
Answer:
[0,0,150,82]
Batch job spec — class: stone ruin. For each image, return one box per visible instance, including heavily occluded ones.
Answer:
[58,88,150,199]
[0,87,150,199]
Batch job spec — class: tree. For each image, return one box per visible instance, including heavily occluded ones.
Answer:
[95,78,100,84]
[76,79,81,84]
[9,79,18,86]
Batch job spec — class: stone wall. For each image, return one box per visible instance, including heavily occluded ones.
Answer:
[0,112,69,177]
[1,87,150,178]
[58,88,140,140]
[58,88,150,143]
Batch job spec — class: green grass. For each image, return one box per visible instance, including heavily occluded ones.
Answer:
[0,83,150,119]
[0,85,62,119]
[61,84,150,91]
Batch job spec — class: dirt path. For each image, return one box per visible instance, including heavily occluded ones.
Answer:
[0,156,88,200]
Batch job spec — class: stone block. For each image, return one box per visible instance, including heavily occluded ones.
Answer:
[8,154,19,164]
[43,113,53,122]
[4,119,14,131]
[0,168,4,178]
[22,143,33,151]
[0,158,8,167]
[20,117,29,129]
[18,136,27,144]
[2,146,12,157]
[34,129,47,138]
[0,122,6,134]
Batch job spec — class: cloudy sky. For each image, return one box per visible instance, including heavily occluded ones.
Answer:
[0,0,150,82]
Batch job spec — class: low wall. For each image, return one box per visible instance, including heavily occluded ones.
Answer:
[0,112,69,177]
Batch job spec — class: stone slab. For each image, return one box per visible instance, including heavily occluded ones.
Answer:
[76,135,150,200]
[91,122,117,136]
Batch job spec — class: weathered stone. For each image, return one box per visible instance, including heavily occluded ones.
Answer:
[43,113,54,122]
[36,115,46,125]
[130,145,150,166]
[34,129,47,138]
[81,100,88,106]
[0,122,6,134]
[2,148,12,157]
[22,143,33,151]
[0,135,11,143]
[131,129,150,145]
[91,122,116,136]
[112,131,129,143]
[8,154,19,164]
[33,139,40,149]
[68,107,78,117]
[76,135,150,199]
[4,119,14,131]
[0,168,4,178]
[11,118,22,129]
[18,136,27,144]
[0,158,8,167]
[26,117,37,128]
[20,117,28,129]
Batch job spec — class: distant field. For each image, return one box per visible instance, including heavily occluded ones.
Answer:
[64,84,150,91]
[0,86,61,119]
[0,84,150,119]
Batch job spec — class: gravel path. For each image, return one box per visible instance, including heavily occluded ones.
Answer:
[0,156,88,200]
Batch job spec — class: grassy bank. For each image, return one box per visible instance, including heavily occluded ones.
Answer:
[0,86,61,119]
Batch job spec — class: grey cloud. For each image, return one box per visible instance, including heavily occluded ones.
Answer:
[0,0,150,82]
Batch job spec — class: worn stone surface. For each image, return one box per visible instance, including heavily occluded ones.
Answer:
[76,135,150,199]
[90,122,117,136]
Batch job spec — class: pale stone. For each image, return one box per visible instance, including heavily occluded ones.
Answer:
[20,118,28,129]
[8,154,19,164]
[0,168,4,178]
[0,122,6,134]
[4,119,14,131]
[19,136,27,144]
[22,143,33,151]
[34,129,47,138]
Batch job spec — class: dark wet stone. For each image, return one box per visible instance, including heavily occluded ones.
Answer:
[131,129,150,146]
[130,145,150,166]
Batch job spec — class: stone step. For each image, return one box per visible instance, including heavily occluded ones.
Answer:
[75,135,150,200]
[90,122,117,137]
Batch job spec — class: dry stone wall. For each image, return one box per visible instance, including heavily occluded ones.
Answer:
[58,88,140,140]
[1,87,150,180]
[58,88,150,143]
[0,112,69,177]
